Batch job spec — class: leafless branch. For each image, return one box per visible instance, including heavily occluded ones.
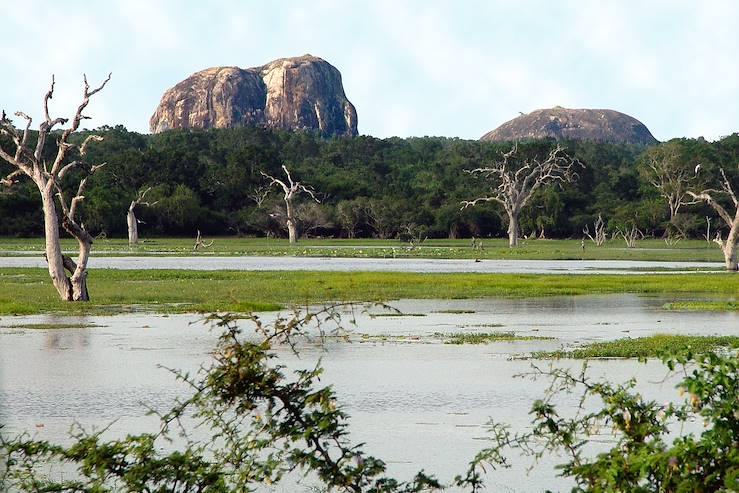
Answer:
[248,184,271,208]
[614,225,644,248]
[687,190,733,226]
[688,166,739,270]
[131,186,159,208]
[583,214,607,246]
[51,73,111,176]
[261,165,320,204]
[0,169,24,187]
[193,230,214,251]
[13,111,33,162]
[642,146,695,221]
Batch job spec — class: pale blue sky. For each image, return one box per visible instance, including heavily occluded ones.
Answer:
[2,0,738,141]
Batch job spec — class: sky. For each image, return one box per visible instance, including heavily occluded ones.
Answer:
[1,0,738,141]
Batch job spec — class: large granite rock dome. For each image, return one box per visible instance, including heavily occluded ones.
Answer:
[481,107,658,146]
[150,55,358,137]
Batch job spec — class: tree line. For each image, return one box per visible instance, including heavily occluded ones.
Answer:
[1,123,737,244]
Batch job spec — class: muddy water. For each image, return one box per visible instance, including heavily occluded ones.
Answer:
[0,255,724,273]
[1,295,736,491]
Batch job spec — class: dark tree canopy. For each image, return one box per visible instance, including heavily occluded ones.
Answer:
[2,125,737,241]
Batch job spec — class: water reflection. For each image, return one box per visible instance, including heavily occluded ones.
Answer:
[44,330,90,350]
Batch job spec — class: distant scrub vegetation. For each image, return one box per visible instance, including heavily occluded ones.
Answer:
[1,126,737,239]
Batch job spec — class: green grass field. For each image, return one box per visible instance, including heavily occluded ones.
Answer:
[0,268,736,315]
[0,236,726,262]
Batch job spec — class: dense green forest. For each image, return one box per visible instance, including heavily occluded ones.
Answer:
[1,126,737,240]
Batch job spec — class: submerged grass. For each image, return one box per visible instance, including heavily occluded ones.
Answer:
[349,332,550,345]
[433,309,477,314]
[439,332,554,344]
[0,268,737,315]
[534,335,739,359]
[370,313,427,317]
[662,301,739,311]
[0,322,102,330]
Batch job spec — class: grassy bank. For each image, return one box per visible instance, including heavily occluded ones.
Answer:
[0,237,726,262]
[533,335,739,359]
[0,268,737,315]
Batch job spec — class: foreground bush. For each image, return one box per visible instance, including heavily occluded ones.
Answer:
[465,350,739,492]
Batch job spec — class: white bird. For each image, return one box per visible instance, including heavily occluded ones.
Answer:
[695,164,702,174]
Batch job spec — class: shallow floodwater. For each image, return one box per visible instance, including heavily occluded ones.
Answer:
[1,295,736,491]
[0,255,724,274]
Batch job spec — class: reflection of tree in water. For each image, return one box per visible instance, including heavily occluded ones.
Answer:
[44,329,90,351]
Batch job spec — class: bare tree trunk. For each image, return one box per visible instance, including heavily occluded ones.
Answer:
[285,199,297,244]
[127,204,139,246]
[68,232,91,301]
[40,187,72,300]
[507,211,519,247]
[723,224,738,271]
[126,187,156,246]
[724,241,738,271]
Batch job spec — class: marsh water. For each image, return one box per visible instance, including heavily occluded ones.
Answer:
[1,295,737,491]
[0,255,724,273]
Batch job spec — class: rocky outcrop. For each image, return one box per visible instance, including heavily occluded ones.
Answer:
[481,107,658,146]
[150,55,358,137]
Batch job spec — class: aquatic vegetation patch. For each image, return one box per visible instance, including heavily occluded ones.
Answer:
[459,323,505,329]
[370,312,427,317]
[190,301,284,313]
[433,309,476,314]
[439,332,553,344]
[534,334,739,359]
[662,301,739,311]
[0,322,103,330]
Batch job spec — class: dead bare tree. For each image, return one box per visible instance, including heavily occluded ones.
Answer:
[0,74,111,301]
[663,235,681,246]
[462,144,580,247]
[400,223,427,250]
[583,214,607,246]
[193,230,214,251]
[127,186,158,246]
[614,225,644,248]
[247,184,271,209]
[261,165,319,244]
[688,167,738,271]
